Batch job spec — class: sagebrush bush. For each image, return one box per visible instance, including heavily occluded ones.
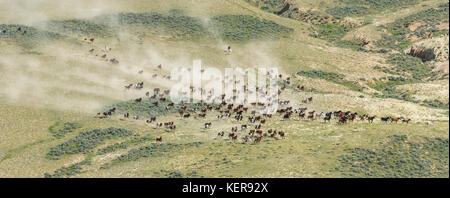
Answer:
[47,127,134,159]
[48,122,82,138]
[297,70,365,92]
[386,53,434,80]
[112,142,203,163]
[337,135,449,177]
[44,159,91,178]
[210,15,293,41]
[326,6,371,18]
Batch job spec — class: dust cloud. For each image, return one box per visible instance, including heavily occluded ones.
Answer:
[0,0,282,114]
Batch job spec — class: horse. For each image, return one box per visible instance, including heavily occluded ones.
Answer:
[368,116,376,123]
[390,117,401,123]
[323,115,332,122]
[124,84,133,89]
[254,136,262,144]
[402,119,411,124]
[381,117,391,123]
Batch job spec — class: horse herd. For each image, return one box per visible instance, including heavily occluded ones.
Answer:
[84,37,120,65]
[95,64,414,144]
[97,93,411,145]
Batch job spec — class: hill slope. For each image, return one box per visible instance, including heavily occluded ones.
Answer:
[0,0,448,178]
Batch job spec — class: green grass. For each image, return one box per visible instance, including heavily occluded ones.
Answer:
[337,135,449,177]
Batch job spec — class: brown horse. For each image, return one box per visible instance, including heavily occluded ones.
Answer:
[391,117,401,123]
[368,116,376,123]
[254,136,262,144]
[402,119,411,124]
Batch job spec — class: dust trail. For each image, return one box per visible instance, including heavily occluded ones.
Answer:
[0,0,284,114]
[0,0,124,25]
[0,40,183,113]
[0,38,282,114]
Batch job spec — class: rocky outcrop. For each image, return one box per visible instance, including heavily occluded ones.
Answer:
[275,3,290,15]
[406,35,449,62]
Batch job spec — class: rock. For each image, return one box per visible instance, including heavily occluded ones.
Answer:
[275,3,290,15]
[406,35,449,62]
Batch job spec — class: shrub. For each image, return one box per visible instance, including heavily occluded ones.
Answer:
[326,6,371,18]
[93,12,293,41]
[48,122,82,138]
[110,11,208,40]
[3,11,293,42]
[386,54,434,80]
[310,23,363,50]
[297,70,345,82]
[112,142,203,163]
[47,127,133,158]
[421,99,449,109]
[0,24,63,48]
[339,0,419,10]
[44,159,91,178]
[248,0,286,13]
[297,70,365,92]
[336,135,449,177]
[379,5,449,50]
[210,15,293,41]
[161,170,184,178]
[368,77,418,102]
[96,135,152,155]
[43,19,114,37]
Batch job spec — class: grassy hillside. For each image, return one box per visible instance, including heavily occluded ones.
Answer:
[0,0,448,178]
